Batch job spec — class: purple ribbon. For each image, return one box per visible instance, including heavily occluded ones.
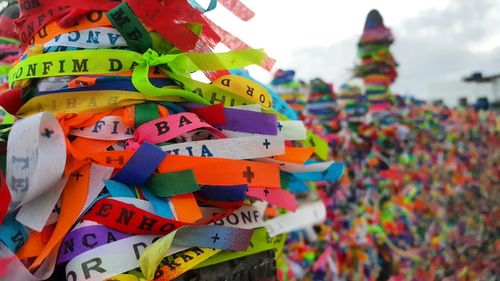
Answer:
[57,225,130,264]
[217,108,278,135]
[58,223,255,264]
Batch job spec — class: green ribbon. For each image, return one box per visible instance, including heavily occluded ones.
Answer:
[0,37,19,45]
[9,48,265,106]
[132,48,265,105]
[106,2,153,53]
[134,102,159,127]
[145,170,200,197]
[0,65,11,75]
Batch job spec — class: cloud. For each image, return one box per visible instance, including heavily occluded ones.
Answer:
[286,37,358,86]
[281,0,500,100]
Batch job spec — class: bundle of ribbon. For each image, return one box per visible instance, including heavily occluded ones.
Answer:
[0,3,19,125]
[303,78,341,148]
[270,69,309,119]
[0,1,344,280]
[305,78,338,120]
[354,9,398,113]
[278,91,499,280]
[267,72,342,280]
[338,82,365,114]
[336,82,368,133]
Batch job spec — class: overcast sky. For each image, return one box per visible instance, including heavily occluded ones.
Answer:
[207,0,500,100]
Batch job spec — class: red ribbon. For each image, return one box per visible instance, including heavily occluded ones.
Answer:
[0,15,18,39]
[15,0,119,45]
[125,0,228,80]
[83,198,192,235]
[217,0,255,21]
[0,88,23,115]
[83,198,243,235]
[187,103,227,126]
[0,168,11,225]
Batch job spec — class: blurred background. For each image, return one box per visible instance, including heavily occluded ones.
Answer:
[201,0,500,107]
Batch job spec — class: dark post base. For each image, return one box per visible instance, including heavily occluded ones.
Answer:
[174,250,278,281]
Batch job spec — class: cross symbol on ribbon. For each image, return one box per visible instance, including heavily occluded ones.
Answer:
[242,166,255,183]
[42,128,54,138]
[52,204,61,215]
[211,233,220,243]
[309,137,315,146]
[277,122,283,131]
[262,139,271,149]
[72,172,83,181]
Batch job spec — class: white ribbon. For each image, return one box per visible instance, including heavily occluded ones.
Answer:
[160,135,285,159]
[64,235,186,281]
[255,158,336,173]
[200,205,265,229]
[69,116,133,141]
[7,112,66,211]
[265,201,326,237]
[221,120,307,141]
[0,243,57,281]
[16,177,67,232]
[44,27,127,49]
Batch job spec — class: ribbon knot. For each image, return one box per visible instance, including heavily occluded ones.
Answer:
[140,49,162,66]
[131,49,209,105]
[137,48,191,75]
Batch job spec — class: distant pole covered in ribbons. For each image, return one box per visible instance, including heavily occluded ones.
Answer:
[355,9,398,113]
[271,69,309,118]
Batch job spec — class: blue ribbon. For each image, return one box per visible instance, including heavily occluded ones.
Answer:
[198,185,248,202]
[283,172,310,194]
[188,0,217,13]
[105,180,136,198]
[113,142,166,185]
[0,213,29,252]
[140,187,175,219]
[293,162,344,182]
[35,78,175,97]
[230,69,299,120]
